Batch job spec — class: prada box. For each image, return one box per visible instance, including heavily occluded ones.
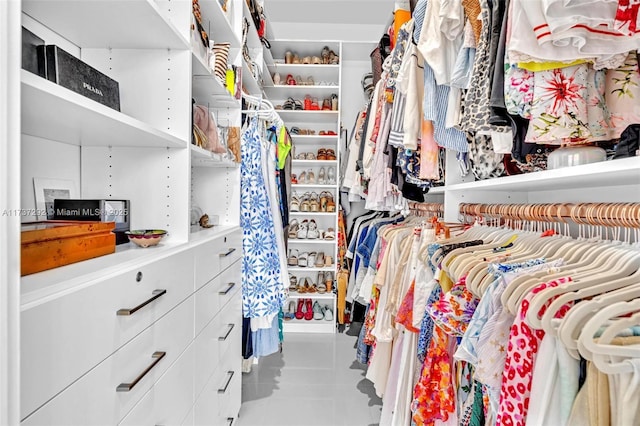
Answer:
[42,45,121,111]
[21,27,45,77]
[53,199,130,245]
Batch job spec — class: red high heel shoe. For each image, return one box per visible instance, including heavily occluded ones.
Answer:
[304,298,314,321]
[295,298,305,320]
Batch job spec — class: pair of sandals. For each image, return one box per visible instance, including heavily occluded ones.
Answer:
[320,46,339,64]
[281,97,303,111]
[294,152,316,160]
[288,218,319,239]
[317,148,336,161]
[290,127,316,135]
[319,191,336,213]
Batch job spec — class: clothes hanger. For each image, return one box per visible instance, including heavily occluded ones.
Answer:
[557,276,640,359]
[532,249,640,333]
[578,298,640,369]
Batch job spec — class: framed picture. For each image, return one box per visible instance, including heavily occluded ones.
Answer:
[33,178,79,220]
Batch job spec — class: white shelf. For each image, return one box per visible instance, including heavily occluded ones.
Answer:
[241,58,263,96]
[445,157,640,193]
[291,135,339,143]
[287,292,335,300]
[291,184,338,189]
[264,85,339,99]
[191,54,239,107]
[288,266,336,272]
[198,0,241,48]
[429,186,445,194]
[22,0,188,49]
[290,212,336,216]
[288,239,336,244]
[190,145,238,168]
[283,318,335,333]
[292,159,338,166]
[21,70,187,148]
[276,110,339,123]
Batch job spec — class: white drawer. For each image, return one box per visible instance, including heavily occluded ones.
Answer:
[194,229,242,291]
[218,291,242,363]
[194,290,241,408]
[193,358,240,426]
[219,230,242,272]
[21,249,194,419]
[22,296,194,426]
[119,343,194,426]
[194,259,240,335]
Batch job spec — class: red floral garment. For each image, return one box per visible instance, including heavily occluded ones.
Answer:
[496,277,573,426]
[396,280,420,333]
[363,286,381,345]
[614,0,640,35]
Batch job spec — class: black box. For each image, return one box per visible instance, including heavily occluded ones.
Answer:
[52,199,130,245]
[22,27,45,77]
[43,45,121,111]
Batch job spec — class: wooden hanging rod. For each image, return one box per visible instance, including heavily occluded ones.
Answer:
[407,202,444,213]
[459,203,640,228]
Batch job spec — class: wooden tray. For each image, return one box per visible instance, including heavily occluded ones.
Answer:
[21,220,115,276]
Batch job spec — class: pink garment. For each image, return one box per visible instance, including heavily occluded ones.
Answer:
[496,277,573,426]
[419,120,440,180]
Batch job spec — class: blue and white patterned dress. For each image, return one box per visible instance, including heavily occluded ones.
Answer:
[241,118,286,319]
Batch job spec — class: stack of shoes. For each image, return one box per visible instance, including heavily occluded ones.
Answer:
[289,299,335,321]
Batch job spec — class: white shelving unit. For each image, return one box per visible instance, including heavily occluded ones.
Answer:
[10,1,245,424]
[441,152,640,222]
[264,39,342,333]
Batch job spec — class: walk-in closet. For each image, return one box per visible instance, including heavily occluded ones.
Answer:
[2,0,640,425]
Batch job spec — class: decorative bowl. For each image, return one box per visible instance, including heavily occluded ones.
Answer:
[125,229,167,248]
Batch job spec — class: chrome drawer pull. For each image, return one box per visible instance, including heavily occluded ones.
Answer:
[218,371,234,394]
[219,282,236,295]
[117,289,167,316]
[219,248,236,257]
[227,418,234,426]
[116,351,166,392]
[219,323,235,341]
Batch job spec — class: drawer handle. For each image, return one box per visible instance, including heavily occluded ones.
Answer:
[219,282,236,295]
[219,248,236,257]
[219,323,235,341]
[218,370,234,394]
[117,289,167,316]
[227,418,234,426]
[116,351,166,392]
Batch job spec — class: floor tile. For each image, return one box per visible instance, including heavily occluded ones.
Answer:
[237,331,381,426]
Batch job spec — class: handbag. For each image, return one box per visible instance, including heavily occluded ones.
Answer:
[193,104,226,154]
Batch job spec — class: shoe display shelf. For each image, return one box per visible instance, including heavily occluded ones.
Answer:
[264,39,342,333]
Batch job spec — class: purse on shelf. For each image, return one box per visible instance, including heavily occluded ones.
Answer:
[193,103,227,154]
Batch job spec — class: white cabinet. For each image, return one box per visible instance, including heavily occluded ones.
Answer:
[9,0,244,424]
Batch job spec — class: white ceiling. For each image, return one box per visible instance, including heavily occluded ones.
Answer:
[263,0,392,43]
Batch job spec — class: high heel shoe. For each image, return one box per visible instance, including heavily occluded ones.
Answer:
[304,299,314,320]
[324,271,334,292]
[284,300,296,321]
[327,166,336,184]
[331,94,338,111]
[295,298,305,320]
[273,73,281,85]
[323,305,334,321]
[313,301,324,320]
[307,169,316,184]
[318,167,326,184]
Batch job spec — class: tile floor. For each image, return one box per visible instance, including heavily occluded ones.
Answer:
[237,328,382,426]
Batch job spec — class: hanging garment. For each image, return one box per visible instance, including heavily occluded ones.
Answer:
[240,117,287,320]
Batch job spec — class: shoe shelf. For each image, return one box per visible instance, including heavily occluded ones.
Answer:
[283,318,335,334]
[22,0,188,49]
[290,135,339,143]
[277,110,339,124]
[264,85,340,100]
[287,292,335,300]
[288,239,337,244]
[292,159,338,166]
[287,266,336,272]
[290,212,336,216]
[291,184,338,189]
[21,70,187,148]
